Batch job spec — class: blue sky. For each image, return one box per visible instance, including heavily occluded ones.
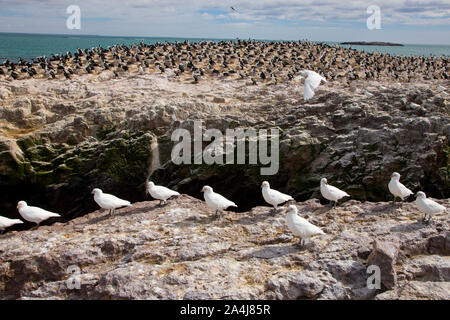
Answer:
[0,0,449,44]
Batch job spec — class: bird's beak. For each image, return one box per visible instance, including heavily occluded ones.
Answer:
[91,191,94,194]
[16,205,19,209]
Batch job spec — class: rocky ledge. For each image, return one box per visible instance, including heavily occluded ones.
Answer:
[0,75,449,220]
[0,195,448,300]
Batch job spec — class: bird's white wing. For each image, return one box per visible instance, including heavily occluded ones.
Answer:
[0,217,23,228]
[292,215,324,236]
[327,185,349,198]
[102,193,130,206]
[211,192,237,208]
[303,81,316,100]
[153,185,180,198]
[26,206,60,219]
[424,199,446,213]
[398,183,413,197]
[306,72,325,90]
[270,189,293,202]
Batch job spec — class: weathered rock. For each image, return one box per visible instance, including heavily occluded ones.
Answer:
[0,197,448,300]
[375,281,450,300]
[367,239,400,290]
[0,76,448,220]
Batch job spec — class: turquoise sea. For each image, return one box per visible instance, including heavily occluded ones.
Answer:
[0,32,449,63]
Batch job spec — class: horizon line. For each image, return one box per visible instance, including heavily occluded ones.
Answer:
[1,31,449,46]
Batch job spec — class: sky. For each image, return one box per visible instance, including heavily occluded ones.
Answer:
[0,0,449,44]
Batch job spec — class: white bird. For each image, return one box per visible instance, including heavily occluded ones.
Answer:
[388,172,413,204]
[320,178,350,208]
[294,70,326,101]
[201,185,237,219]
[17,201,61,228]
[0,216,23,233]
[261,181,294,213]
[92,188,132,216]
[415,191,446,224]
[286,205,324,246]
[147,181,180,205]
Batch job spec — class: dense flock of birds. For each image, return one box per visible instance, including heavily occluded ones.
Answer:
[0,40,448,84]
[0,172,447,247]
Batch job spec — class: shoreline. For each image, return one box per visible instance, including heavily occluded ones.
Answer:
[341,41,404,46]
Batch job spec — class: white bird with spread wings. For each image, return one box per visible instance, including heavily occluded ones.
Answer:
[294,70,327,101]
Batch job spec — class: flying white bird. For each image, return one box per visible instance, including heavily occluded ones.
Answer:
[17,201,61,228]
[294,70,326,101]
[388,172,413,204]
[320,178,350,208]
[261,181,294,213]
[415,191,446,224]
[201,185,237,219]
[0,216,23,233]
[286,205,324,246]
[92,188,132,216]
[147,181,180,205]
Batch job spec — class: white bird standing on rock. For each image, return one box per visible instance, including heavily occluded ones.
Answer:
[201,185,237,219]
[286,205,324,247]
[147,181,180,205]
[92,188,132,216]
[17,201,60,228]
[388,172,413,204]
[294,70,326,101]
[320,178,350,208]
[415,191,446,224]
[0,216,23,233]
[261,181,294,214]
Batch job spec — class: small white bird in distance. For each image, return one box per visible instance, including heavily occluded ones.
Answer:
[201,185,237,219]
[293,70,326,101]
[415,191,446,224]
[17,201,61,229]
[0,216,23,234]
[147,181,180,205]
[286,205,324,247]
[261,181,294,214]
[388,172,413,205]
[320,178,350,208]
[92,188,132,216]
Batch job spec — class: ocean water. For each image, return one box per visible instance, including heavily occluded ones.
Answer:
[337,43,450,57]
[0,32,449,63]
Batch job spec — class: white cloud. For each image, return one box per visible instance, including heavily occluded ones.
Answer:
[0,0,448,43]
